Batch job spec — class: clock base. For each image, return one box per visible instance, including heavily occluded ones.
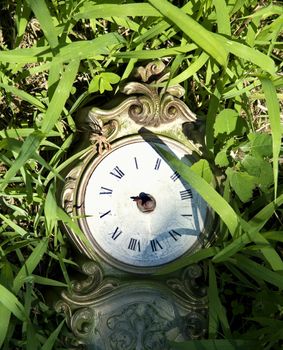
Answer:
[55,260,208,349]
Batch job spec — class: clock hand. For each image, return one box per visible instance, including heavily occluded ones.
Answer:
[131,192,152,205]
[130,192,156,213]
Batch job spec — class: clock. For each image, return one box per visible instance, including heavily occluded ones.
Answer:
[57,61,216,349]
[76,135,211,273]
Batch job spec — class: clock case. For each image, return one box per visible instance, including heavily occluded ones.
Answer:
[56,61,217,349]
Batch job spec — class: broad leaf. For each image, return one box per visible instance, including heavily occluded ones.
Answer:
[214,109,242,136]
[226,168,257,202]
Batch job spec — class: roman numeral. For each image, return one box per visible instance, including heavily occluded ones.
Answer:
[170,171,181,182]
[134,157,138,169]
[128,238,141,252]
[110,227,122,240]
[110,166,125,179]
[169,230,182,241]
[99,187,113,195]
[99,210,111,218]
[150,239,163,252]
[154,158,161,170]
[180,189,193,200]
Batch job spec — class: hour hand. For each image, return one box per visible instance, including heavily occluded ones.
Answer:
[130,192,151,205]
[130,192,156,213]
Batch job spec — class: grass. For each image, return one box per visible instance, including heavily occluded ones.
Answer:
[0,0,282,349]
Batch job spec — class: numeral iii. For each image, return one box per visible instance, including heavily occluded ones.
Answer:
[180,189,193,200]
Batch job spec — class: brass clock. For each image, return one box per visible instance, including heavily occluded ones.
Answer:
[57,61,216,349]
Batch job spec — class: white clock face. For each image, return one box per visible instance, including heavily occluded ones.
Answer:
[81,137,209,270]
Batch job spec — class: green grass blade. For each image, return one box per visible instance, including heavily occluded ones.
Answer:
[56,207,93,253]
[0,131,43,191]
[213,195,283,264]
[0,128,59,138]
[47,57,63,99]
[0,46,52,64]
[133,19,170,45]
[44,183,58,235]
[157,146,240,236]
[33,275,67,287]
[248,193,283,231]
[246,4,283,19]
[0,83,45,110]
[15,1,31,46]
[13,238,48,294]
[26,322,40,350]
[261,78,281,199]
[0,284,26,321]
[156,247,219,275]
[205,86,221,153]
[148,0,227,66]
[57,33,125,62]
[213,0,231,35]
[43,146,92,186]
[41,319,65,350]
[74,3,161,20]
[26,0,59,49]
[41,59,79,134]
[0,307,11,348]
[0,33,125,65]
[167,52,209,86]
[233,255,283,289]
[171,339,260,350]
[215,34,277,75]
[115,44,197,60]
[263,231,283,242]
[119,43,144,82]
[213,230,283,271]
[208,262,231,337]
[0,213,27,237]
[208,263,219,337]
[248,231,283,270]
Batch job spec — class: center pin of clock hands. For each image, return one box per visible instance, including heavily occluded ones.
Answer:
[130,192,156,213]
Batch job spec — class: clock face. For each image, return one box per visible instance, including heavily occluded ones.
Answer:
[78,136,210,272]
